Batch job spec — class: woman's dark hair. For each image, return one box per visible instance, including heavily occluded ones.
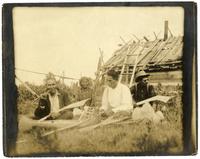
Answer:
[107,69,120,81]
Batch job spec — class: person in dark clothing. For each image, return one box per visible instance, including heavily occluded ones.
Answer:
[34,78,72,120]
[131,71,165,123]
[130,70,156,103]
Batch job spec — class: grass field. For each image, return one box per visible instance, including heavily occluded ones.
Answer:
[15,85,183,156]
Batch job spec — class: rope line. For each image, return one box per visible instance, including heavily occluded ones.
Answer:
[15,68,79,80]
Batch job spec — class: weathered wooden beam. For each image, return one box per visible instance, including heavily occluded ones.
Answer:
[41,119,89,137]
[136,95,173,106]
[79,116,129,132]
[19,115,79,131]
[168,27,174,37]
[38,98,90,122]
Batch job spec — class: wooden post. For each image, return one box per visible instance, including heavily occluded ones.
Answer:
[126,66,129,84]
[118,46,131,83]
[168,27,174,37]
[164,20,168,41]
[153,32,157,39]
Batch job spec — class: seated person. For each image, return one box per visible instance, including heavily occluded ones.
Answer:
[99,69,133,117]
[77,77,93,103]
[73,77,93,118]
[34,78,73,120]
[130,71,164,123]
[130,70,156,103]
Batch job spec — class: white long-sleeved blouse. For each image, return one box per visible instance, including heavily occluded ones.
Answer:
[100,83,133,113]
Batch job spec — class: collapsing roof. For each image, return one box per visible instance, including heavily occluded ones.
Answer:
[102,21,183,85]
[104,36,183,72]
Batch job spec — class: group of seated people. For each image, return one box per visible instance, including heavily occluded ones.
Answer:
[34,69,163,122]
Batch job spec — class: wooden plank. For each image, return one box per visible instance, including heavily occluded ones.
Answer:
[16,119,88,144]
[106,40,140,69]
[154,36,182,64]
[118,40,142,83]
[109,43,134,67]
[125,66,129,84]
[38,98,90,122]
[137,39,160,66]
[104,42,131,66]
[136,95,173,106]
[19,115,79,131]
[79,116,129,132]
[129,45,146,87]
[156,36,183,64]
[141,38,172,69]
[118,46,131,83]
[150,37,175,62]
[41,119,90,137]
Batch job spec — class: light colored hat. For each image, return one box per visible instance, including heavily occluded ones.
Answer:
[135,70,149,82]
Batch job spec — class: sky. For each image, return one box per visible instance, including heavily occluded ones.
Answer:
[13,6,184,85]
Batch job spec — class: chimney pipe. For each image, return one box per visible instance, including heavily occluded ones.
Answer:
[164,20,168,41]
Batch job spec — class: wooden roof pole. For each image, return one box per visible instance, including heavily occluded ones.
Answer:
[135,39,160,66]
[153,32,158,39]
[118,39,141,84]
[118,45,131,84]
[142,38,171,70]
[129,54,140,87]
[132,34,140,41]
[143,36,149,42]
[155,36,182,65]
[120,36,126,45]
[129,44,146,87]
[168,27,174,37]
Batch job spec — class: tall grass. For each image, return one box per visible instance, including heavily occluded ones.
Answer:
[15,85,183,155]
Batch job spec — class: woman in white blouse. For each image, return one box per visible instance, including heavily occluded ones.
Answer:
[100,69,133,117]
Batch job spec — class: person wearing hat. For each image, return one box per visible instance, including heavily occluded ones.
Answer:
[131,70,165,123]
[130,70,156,103]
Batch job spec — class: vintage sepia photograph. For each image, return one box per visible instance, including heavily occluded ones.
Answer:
[2,2,197,156]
